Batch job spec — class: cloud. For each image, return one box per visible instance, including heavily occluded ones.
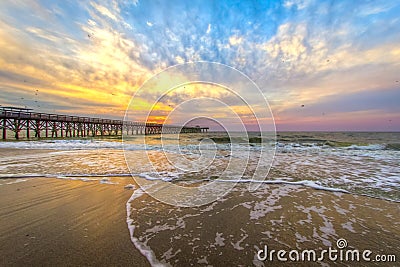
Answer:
[0,1,155,118]
[0,0,399,130]
[88,19,97,26]
[90,2,118,21]
[175,56,185,64]
[229,35,243,46]
[357,1,398,16]
[283,0,312,10]
[280,87,400,117]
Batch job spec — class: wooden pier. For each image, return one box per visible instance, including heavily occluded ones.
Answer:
[0,107,208,140]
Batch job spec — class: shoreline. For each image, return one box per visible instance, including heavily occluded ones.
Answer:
[0,143,399,266]
[1,176,399,266]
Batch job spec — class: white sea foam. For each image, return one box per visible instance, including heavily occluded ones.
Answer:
[214,232,225,247]
[134,171,350,195]
[4,178,28,185]
[137,172,180,182]
[231,231,248,251]
[126,185,168,267]
[197,256,208,264]
[0,173,132,179]
[56,175,98,182]
[249,192,283,220]
[342,221,356,233]
[346,144,386,151]
[215,178,349,194]
[99,178,119,185]
[161,248,181,261]
[0,140,124,150]
[0,173,47,179]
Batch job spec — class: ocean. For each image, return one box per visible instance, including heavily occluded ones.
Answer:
[0,132,399,265]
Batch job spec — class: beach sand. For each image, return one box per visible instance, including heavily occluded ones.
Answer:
[0,146,399,266]
[0,178,149,266]
[1,177,399,266]
[127,183,400,266]
[0,148,55,155]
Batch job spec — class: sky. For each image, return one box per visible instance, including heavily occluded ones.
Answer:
[0,0,399,131]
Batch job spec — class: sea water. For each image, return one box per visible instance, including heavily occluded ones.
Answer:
[0,132,399,266]
[1,132,398,201]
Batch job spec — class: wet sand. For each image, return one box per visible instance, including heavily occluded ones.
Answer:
[127,183,400,266]
[0,148,56,159]
[1,177,399,266]
[0,178,149,267]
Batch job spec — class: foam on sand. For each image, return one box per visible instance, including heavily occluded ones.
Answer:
[2,178,28,185]
[214,178,350,193]
[126,185,168,267]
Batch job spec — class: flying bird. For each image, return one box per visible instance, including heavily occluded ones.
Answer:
[301,104,305,108]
